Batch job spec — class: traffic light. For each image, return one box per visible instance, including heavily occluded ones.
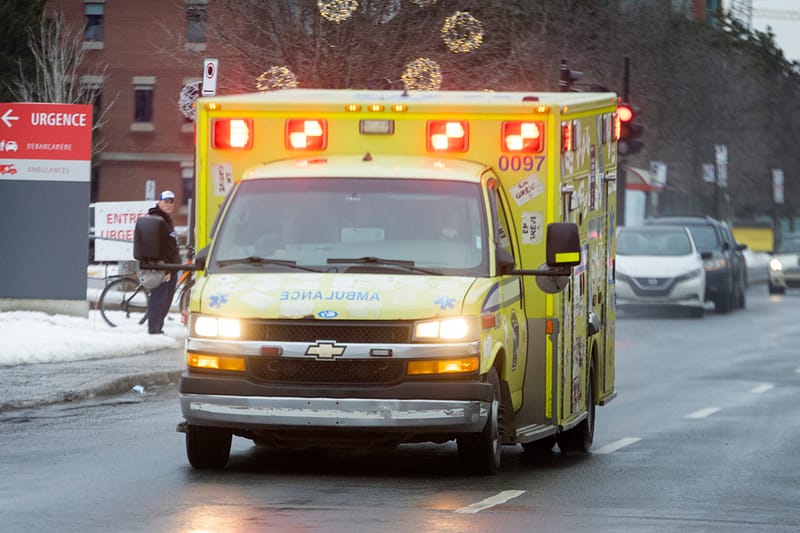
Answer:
[559,59,583,92]
[616,102,644,155]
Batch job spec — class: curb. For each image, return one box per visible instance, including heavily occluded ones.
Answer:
[0,369,183,414]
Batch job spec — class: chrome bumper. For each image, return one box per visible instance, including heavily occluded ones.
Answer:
[181,393,488,433]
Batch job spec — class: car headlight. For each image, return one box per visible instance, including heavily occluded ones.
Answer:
[676,268,703,282]
[193,316,242,338]
[769,258,783,272]
[703,257,727,271]
[413,317,477,341]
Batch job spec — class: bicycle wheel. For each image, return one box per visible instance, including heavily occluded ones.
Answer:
[99,277,150,328]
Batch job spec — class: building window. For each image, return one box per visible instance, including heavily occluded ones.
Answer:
[84,2,104,42]
[131,77,156,131]
[80,75,103,122]
[134,88,153,122]
[187,4,207,43]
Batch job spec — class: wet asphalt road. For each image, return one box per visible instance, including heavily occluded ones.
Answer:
[1,286,799,532]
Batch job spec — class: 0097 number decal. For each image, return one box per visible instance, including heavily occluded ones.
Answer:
[498,155,545,172]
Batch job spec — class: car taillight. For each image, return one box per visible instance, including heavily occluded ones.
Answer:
[286,119,327,150]
[212,119,253,149]
[427,120,468,152]
[502,121,544,152]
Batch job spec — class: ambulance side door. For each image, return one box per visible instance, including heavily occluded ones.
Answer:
[488,177,528,410]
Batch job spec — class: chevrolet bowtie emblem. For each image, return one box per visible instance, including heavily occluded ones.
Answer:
[305,341,346,360]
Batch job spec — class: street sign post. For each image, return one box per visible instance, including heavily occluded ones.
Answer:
[202,58,218,97]
[0,102,93,316]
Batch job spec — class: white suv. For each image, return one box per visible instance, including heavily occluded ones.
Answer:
[768,233,800,294]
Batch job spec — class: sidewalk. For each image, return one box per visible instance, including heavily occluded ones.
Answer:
[0,346,185,412]
[0,306,187,413]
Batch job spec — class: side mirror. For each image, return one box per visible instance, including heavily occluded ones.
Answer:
[546,222,581,268]
[700,251,712,261]
[133,216,170,266]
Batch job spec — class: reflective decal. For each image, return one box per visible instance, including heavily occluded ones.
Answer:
[280,290,380,301]
[208,293,228,309]
[521,211,544,245]
[434,296,456,310]
[509,175,545,206]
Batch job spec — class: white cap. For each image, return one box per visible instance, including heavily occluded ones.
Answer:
[159,190,175,201]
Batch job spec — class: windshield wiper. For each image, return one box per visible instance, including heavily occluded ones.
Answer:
[327,256,441,275]
[216,256,322,272]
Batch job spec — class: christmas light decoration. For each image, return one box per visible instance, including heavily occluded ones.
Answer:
[318,0,358,23]
[441,11,483,53]
[256,66,299,92]
[401,58,443,91]
[178,81,201,120]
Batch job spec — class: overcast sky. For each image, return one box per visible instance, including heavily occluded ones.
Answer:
[745,0,800,62]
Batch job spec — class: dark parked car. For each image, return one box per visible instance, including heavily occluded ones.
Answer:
[645,215,747,313]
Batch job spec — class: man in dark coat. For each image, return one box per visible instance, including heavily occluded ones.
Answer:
[146,190,181,334]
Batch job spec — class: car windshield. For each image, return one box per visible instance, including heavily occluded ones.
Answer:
[210,177,488,276]
[777,236,800,254]
[684,225,719,251]
[617,229,692,256]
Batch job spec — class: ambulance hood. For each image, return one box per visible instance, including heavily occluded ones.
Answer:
[196,273,479,320]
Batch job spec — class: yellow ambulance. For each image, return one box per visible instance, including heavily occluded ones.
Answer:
[150,89,619,474]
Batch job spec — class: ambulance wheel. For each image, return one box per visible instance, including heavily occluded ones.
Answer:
[186,424,231,470]
[521,435,556,454]
[457,368,502,475]
[557,362,595,453]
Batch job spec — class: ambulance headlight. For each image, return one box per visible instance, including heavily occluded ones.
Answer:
[413,317,477,341]
[193,316,242,338]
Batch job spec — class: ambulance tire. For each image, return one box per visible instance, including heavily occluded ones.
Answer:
[556,361,595,453]
[457,368,502,475]
[186,424,232,470]
[521,435,556,454]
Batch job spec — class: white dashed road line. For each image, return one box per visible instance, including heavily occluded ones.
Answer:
[593,437,641,454]
[454,490,526,514]
[750,383,774,394]
[685,407,721,419]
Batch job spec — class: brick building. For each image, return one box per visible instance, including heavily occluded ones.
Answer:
[45,0,723,228]
[45,0,222,225]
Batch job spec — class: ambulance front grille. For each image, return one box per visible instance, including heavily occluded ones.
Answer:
[247,357,405,384]
[242,320,412,344]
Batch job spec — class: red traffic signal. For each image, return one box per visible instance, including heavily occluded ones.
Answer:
[617,104,634,123]
[616,102,644,155]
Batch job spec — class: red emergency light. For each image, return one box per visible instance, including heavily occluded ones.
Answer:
[427,120,469,152]
[561,121,574,152]
[502,121,544,153]
[286,119,327,150]
[212,118,253,150]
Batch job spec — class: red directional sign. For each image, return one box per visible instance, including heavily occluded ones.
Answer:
[0,102,92,181]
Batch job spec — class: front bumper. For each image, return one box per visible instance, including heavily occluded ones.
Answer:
[179,374,492,433]
[615,275,704,307]
[181,394,488,433]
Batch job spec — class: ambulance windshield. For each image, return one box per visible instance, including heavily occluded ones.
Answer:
[210,177,488,276]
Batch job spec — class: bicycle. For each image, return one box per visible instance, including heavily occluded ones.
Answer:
[98,266,194,328]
